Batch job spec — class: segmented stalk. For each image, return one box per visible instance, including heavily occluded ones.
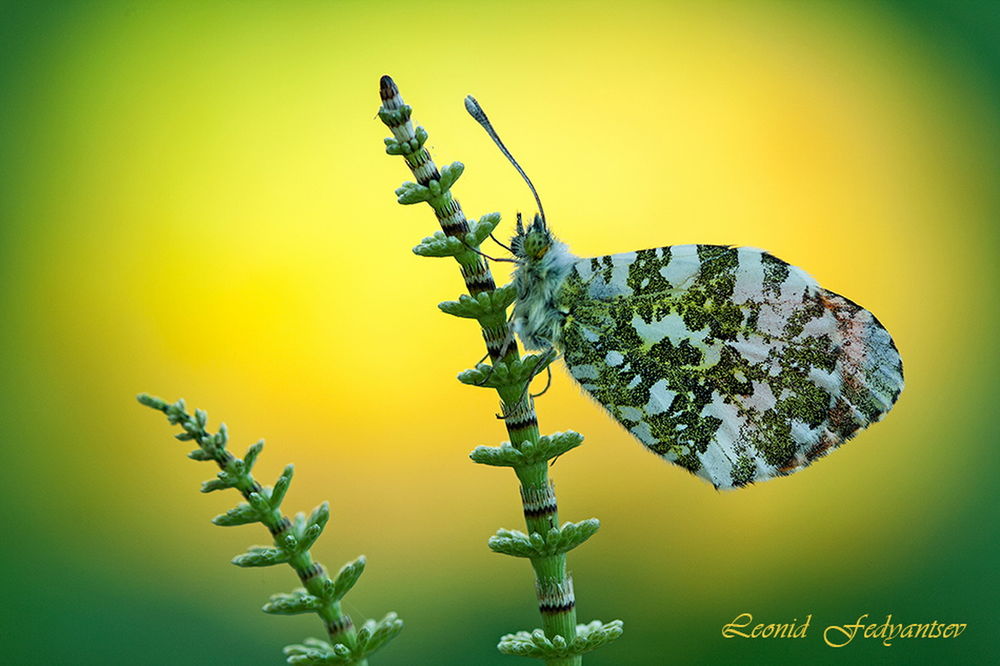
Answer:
[138,394,403,665]
[378,75,581,664]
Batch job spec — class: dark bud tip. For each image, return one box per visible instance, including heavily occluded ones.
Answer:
[380,75,398,100]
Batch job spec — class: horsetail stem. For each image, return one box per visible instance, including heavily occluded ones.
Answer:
[378,75,622,664]
[137,394,403,665]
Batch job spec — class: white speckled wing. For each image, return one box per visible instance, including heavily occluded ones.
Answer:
[555,245,903,489]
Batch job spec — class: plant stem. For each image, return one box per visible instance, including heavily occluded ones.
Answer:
[136,395,396,665]
[378,76,579,663]
[224,451,363,655]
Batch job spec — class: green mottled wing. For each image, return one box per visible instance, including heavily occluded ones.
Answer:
[555,244,903,489]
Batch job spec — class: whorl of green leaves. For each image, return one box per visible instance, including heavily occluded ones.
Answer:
[470,431,584,468]
[456,352,556,390]
[498,621,625,660]
[137,394,402,665]
[488,520,601,559]
[284,614,403,665]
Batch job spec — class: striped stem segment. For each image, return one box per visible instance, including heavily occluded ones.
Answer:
[139,397,366,663]
[378,75,579,662]
[215,440,362,654]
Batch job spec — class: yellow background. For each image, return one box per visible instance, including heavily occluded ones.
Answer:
[2,1,996,663]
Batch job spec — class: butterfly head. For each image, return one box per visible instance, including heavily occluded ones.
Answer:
[511,212,552,262]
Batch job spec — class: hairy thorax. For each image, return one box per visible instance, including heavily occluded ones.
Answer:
[512,240,577,350]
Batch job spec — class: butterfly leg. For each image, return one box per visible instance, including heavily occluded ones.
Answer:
[530,365,553,399]
[494,347,560,420]
[476,350,490,365]
[494,312,518,360]
[478,313,518,389]
[489,232,515,254]
[518,347,560,403]
[474,326,516,387]
[459,237,518,264]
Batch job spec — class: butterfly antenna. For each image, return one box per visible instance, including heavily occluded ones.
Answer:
[465,95,546,226]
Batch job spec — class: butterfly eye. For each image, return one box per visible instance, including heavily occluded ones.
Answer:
[523,231,550,259]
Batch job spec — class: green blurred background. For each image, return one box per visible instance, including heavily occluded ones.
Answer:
[1,1,997,663]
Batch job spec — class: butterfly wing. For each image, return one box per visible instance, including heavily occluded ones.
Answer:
[555,244,903,489]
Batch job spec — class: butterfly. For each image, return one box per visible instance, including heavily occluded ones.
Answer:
[464,96,904,490]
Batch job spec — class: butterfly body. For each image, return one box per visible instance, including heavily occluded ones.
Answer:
[510,216,903,489]
[465,95,903,490]
[511,221,576,351]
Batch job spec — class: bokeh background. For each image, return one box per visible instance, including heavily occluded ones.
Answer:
[2,1,997,664]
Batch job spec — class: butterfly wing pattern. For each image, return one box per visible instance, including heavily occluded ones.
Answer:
[554,244,903,489]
